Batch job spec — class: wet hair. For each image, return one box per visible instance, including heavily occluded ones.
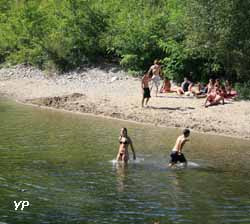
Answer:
[183,128,190,136]
[120,127,128,136]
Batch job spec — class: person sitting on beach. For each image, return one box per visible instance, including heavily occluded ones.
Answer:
[141,73,151,107]
[206,78,215,94]
[160,77,171,93]
[176,77,192,95]
[196,79,214,98]
[147,59,162,97]
[192,82,208,97]
[225,80,232,95]
[169,129,190,168]
[204,85,224,107]
[219,85,227,98]
[225,80,238,98]
[116,128,136,163]
[214,78,221,91]
[215,79,221,87]
[186,82,204,96]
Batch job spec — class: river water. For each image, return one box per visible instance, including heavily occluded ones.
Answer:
[0,98,250,224]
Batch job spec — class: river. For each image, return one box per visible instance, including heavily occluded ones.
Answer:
[0,98,250,224]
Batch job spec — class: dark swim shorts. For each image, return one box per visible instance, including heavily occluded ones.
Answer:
[143,88,151,98]
[169,152,187,164]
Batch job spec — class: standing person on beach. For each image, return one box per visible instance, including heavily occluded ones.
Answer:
[141,73,151,107]
[116,128,136,163]
[147,59,162,97]
[169,129,190,168]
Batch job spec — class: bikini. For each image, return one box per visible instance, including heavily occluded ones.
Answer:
[119,138,129,156]
[119,140,129,145]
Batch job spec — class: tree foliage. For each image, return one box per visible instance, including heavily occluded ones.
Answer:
[0,0,249,85]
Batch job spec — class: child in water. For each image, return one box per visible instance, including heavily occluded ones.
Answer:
[116,128,136,163]
[168,129,190,167]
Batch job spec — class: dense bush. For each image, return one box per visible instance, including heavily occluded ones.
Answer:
[235,82,250,100]
[0,0,250,85]
[0,0,108,71]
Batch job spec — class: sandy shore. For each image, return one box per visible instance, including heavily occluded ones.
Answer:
[0,64,250,139]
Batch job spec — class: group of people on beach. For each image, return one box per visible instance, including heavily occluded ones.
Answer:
[116,127,190,168]
[141,59,237,108]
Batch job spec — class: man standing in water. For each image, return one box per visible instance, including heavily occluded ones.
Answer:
[147,59,162,97]
[141,73,151,107]
[168,129,190,167]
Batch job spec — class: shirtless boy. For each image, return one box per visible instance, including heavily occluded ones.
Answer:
[169,129,190,167]
[141,73,151,107]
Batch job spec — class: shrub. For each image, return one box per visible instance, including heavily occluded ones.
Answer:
[234,81,250,100]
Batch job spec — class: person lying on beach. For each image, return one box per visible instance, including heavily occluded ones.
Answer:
[169,129,190,168]
[116,128,136,163]
[147,59,162,97]
[176,77,192,95]
[142,73,151,107]
[204,86,224,107]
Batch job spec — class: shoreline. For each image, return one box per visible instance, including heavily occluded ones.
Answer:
[15,98,250,141]
[1,65,250,140]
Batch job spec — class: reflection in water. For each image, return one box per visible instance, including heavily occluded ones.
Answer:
[115,162,128,192]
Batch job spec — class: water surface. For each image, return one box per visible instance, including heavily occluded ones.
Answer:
[0,98,250,224]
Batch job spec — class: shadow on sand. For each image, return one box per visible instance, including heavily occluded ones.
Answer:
[150,106,195,111]
[157,95,195,99]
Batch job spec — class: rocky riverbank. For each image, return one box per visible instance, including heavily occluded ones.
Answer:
[1,64,250,139]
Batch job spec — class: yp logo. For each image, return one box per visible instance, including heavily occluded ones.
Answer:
[14,201,30,211]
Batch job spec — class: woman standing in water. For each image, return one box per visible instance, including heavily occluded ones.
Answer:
[116,128,136,163]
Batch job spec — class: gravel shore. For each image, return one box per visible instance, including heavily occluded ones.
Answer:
[1,64,250,139]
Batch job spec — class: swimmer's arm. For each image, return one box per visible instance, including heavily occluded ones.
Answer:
[129,138,136,160]
[176,137,182,154]
[116,137,121,161]
[116,146,121,161]
[116,151,120,161]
